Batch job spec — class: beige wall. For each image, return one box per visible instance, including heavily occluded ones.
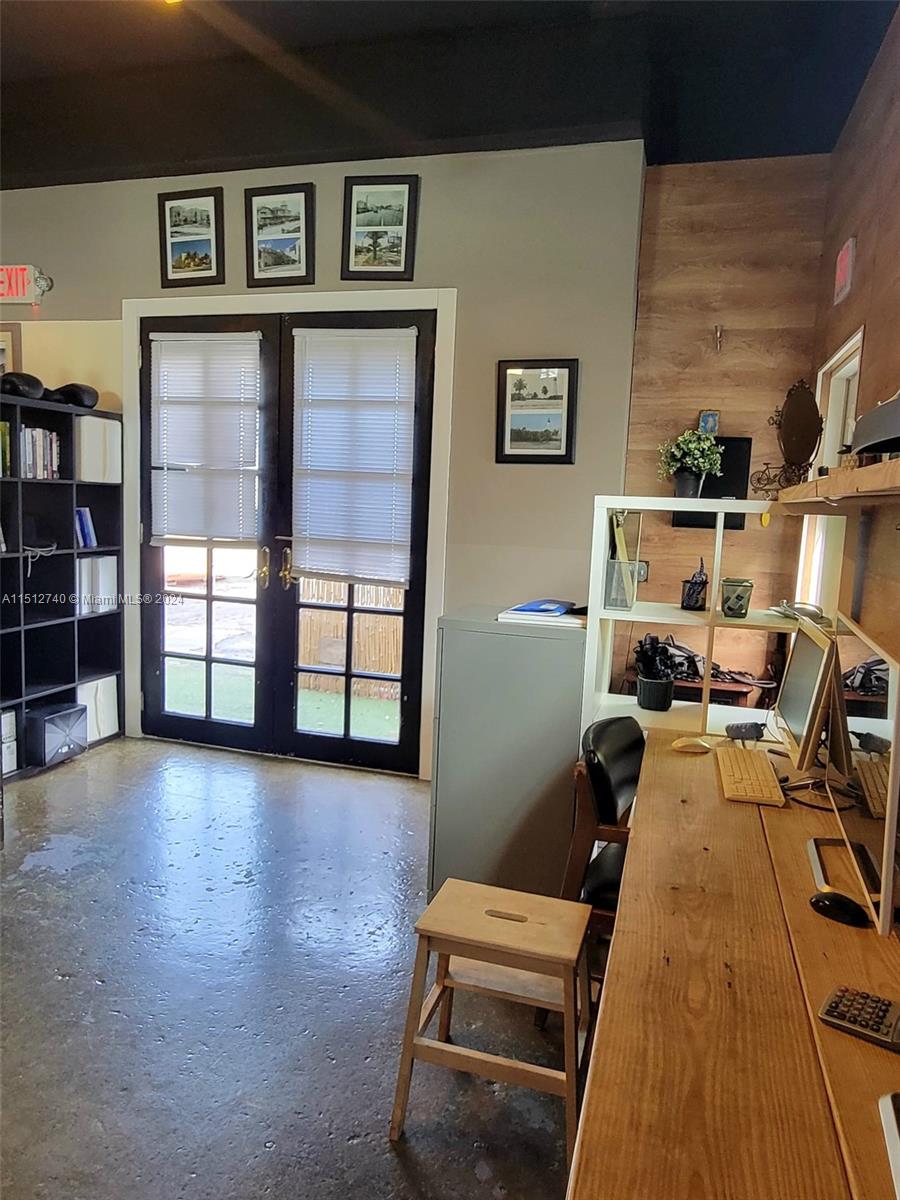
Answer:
[0,142,645,609]
[17,321,123,410]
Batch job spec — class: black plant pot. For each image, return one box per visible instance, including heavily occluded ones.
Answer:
[636,675,674,712]
[672,469,705,499]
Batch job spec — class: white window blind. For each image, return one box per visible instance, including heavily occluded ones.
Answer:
[291,327,417,587]
[149,332,262,543]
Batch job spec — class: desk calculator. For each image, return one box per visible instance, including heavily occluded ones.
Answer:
[819,986,900,1052]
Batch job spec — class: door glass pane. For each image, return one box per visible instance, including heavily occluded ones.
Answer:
[297,576,348,607]
[164,597,207,655]
[298,608,346,670]
[351,678,400,742]
[212,547,257,598]
[352,613,402,676]
[211,662,255,724]
[354,584,404,611]
[211,601,256,662]
[163,545,207,594]
[164,656,206,716]
[296,672,345,735]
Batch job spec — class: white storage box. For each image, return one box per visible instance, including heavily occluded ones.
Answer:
[76,675,119,743]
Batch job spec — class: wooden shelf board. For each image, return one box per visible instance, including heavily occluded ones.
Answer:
[596,602,799,632]
[596,600,709,627]
[713,608,799,632]
[23,614,75,629]
[778,459,900,511]
[593,692,778,738]
[76,668,122,685]
[22,680,77,701]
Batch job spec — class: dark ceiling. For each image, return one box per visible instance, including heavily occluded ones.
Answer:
[0,0,895,189]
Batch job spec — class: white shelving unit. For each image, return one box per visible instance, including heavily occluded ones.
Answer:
[582,495,794,735]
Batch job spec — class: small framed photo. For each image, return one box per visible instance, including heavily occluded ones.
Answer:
[244,183,315,287]
[698,409,720,435]
[0,323,22,375]
[496,359,578,464]
[158,187,225,288]
[341,175,419,281]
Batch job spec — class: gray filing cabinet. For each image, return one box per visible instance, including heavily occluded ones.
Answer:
[429,608,586,899]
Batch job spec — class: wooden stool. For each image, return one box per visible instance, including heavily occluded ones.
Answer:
[389,878,593,1163]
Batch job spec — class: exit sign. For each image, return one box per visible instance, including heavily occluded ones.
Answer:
[0,264,39,304]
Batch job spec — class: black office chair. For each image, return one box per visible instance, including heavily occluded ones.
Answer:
[535,716,645,1031]
[560,716,645,935]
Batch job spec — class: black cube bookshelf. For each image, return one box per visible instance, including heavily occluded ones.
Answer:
[1,394,123,791]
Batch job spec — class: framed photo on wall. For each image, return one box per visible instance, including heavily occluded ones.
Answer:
[496,359,579,464]
[341,174,419,281]
[244,183,315,287]
[698,409,720,435]
[157,187,225,288]
[0,323,22,374]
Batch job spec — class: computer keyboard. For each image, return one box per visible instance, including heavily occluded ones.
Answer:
[856,755,891,820]
[716,745,785,807]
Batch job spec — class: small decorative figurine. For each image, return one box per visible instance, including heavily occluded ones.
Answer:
[681,557,709,611]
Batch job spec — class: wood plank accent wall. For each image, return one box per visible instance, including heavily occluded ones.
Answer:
[619,157,828,684]
[839,502,900,663]
[814,10,900,415]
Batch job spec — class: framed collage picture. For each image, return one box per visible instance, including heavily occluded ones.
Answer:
[341,174,419,281]
[157,187,225,288]
[495,359,579,464]
[244,183,315,287]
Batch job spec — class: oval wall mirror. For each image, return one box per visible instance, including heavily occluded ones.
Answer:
[778,380,822,465]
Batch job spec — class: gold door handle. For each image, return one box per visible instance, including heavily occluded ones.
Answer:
[258,546,270,590]
[279,546,293,590]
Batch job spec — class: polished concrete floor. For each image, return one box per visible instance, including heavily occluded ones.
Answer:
[1,738,568,1200]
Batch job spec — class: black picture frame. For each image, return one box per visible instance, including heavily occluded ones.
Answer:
[157,187,225,289]
[244,183,315,288]
[340,174,419,282]
[495,359,579,465]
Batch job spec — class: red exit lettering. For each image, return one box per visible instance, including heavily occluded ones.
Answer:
[0,265,31,299]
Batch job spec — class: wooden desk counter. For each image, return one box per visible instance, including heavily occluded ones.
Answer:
[762,803,900,1200]
[566,730,850,1200]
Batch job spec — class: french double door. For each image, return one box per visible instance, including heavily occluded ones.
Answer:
[139,311,435,774]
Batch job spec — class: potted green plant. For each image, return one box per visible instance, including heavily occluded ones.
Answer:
[633,634,676,712]
[657,430,723,498]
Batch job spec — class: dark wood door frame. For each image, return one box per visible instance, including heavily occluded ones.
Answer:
[275,310,435,774]
[138,309,435,775]
[139,313,282,752]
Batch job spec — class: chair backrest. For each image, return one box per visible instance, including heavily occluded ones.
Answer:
[581,716,645,826]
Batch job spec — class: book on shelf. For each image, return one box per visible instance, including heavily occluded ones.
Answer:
[0,519,6,553]
[497,599,587,628]
[18,427,60,480]
[0,421,10,475]
[75,506,98,549]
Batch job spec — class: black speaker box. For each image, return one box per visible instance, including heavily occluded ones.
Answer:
[25,703,88,768]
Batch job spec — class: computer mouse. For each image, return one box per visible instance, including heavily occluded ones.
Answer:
[809,891,870,927]
[671,737,713,754]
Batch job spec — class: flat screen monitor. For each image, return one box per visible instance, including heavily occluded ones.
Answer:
[825,615,899,935]
[773,618,833,771]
